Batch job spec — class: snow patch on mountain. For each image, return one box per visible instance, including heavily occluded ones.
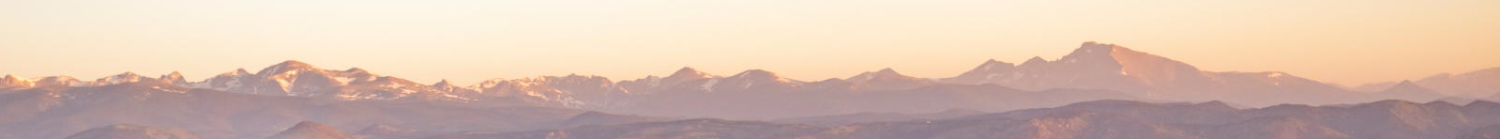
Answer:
[701,79,719,92]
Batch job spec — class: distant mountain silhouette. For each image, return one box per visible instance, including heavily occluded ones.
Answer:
[0,82,588,139]
[439,99,1500,139]
[1357,66,1500,97]
[266,121,352,139]
[64,124,202,139]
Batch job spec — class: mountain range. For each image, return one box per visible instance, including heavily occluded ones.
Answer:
[2,42,1499,139]
[3,42,1497,119]
[13,82,1496,139]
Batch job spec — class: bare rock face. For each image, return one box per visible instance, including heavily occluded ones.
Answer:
[64,124,202,139]
[266,121,352,139]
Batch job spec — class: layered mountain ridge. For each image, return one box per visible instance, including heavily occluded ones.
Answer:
[2,42,1495,117]
[1,81,1494,139]
[1356,66,1500,97]
[437,99,1500,139]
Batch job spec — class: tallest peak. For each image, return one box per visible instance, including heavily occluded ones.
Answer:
[871,68,905,77]
[276,60,313,67]
[1075,41,1128,53]
[675,67,700,73]
[270,121,352,139]
[1081,41,1120,47]
[269,60,317,70]
[1074,41,1134,54]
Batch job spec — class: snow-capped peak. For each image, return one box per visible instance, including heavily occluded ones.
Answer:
[978,59,1015,71]
[0,74,34,87]
[108,72,142,78]
[33,76,85,87]
[2,74,24,82]
[346,67,371,74]
[729,69,799,84]
[848,68,911,83]
[162,71,184,79]
[218,68,252,77]
[433,79,455,87]
[875,68,898,75]
[732,69,777,79]
[668,67,714,79]
[157,71,188,85]
[257,60,319,76]
[93,72,149,85]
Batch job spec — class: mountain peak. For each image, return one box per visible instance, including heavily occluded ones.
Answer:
[111,71,141,76]
[668,67,713,79]
[1078,41,1129,53]
[1396,80,1418,86]
[162,72,182,78]
[64,124,203,139]
[850,68,908,81]
[160,71,186,83]
[433,79,455,87]
[1063,41,1129,60]
[94,72,148,85]
[278,60,313,67]
[733,69,781,79]
[1021,56,1048,66]
[259,60,320,76]
[876,68,898,74]
[1384,80,1437,93]
[1195,100,1237,110]
[269,121,353,139]
[217,68,253,77]
[0,74,31,87]
[38,76,79,81]
[345,67,369,74]
[976,59,1016,71]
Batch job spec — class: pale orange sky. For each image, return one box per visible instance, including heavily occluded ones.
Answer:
[1,0,1497,86]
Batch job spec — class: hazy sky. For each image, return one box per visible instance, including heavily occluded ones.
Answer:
[2,0,1497,86]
